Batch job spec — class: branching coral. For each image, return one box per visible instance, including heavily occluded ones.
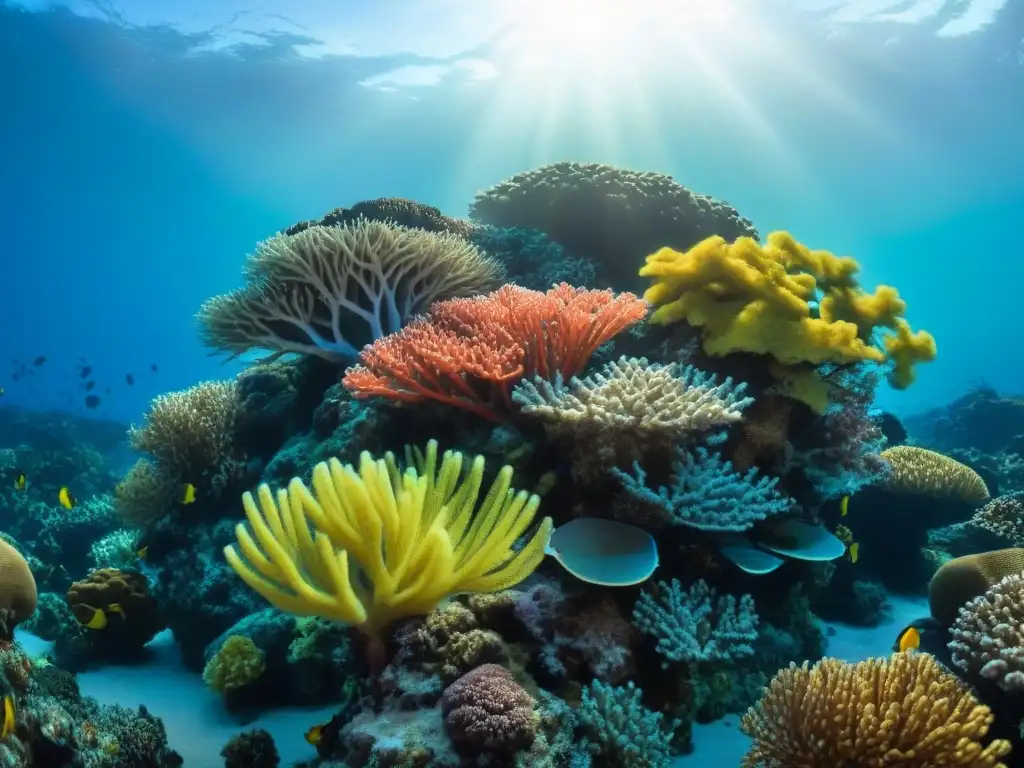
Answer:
[612,446,791,531]
[513,355,751,447]
[223,441,553,647]
[950,571,1024,691]
[578,680,679,768]
[129,379,241,493]
[198,219,503,362]
[740,652,1012,767]
[880,446,990,503]
[640,231,937,398]
[970,493,1024,545]
[343,283,647,421]
[633,579,757,666]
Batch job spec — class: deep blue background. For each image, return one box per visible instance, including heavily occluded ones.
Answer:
[1,1,1022,424]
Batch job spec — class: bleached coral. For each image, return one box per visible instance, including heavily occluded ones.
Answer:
[950,570,1024,692]
[633,579,758,666]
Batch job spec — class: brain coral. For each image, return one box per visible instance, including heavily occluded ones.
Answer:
[741,652,1011,767]
[880,446,989,503]
[950,570,1024,692]
[928,548,1024,625]
[0,537,37,636]
[441,663,537,756]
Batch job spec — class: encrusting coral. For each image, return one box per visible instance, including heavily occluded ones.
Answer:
[880,445,990,503]
[441,663,537,757]
[198,218,504,362]
[740,652,1012,767]
[950,570,1024,692]
[639,231,936,405]
[343,283,648,421]
[223,441,553,655]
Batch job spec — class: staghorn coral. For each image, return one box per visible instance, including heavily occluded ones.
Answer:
[740,652,1012,767]
[578,679,679,768]
[513,356,752,474]
[129,380,241,491]
[970,492,1024,545]
[203,635,266,693]
[442,663,537,756]
[612,445,791,530]
[224,441,552,651]
[880,445,990,503]
[950,570,1024,691]
[343,283,648,421]
[928,548,1024,625]
[633,579,757,666]
[640,231,936,395]
[198,219,502,362]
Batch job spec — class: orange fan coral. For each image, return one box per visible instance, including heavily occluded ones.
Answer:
[343,284,647,420]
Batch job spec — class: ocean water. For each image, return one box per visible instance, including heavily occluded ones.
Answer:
[1,2,1023,767]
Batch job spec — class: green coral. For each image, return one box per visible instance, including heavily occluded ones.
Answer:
[203,635,266,693]
[579,680,679,768]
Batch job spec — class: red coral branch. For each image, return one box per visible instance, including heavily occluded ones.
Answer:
[342,283,647,420]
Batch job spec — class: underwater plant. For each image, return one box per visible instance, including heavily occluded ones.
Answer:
[223,441,552,663]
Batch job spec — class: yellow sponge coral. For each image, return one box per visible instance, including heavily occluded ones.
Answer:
[639,231,936,394]
[224,441,552,643]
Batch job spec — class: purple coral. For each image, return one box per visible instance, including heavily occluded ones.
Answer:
[441,664,537,755]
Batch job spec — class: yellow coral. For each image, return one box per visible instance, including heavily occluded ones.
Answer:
[202,635,265,693]
[639,232,936,396]
[741,652,1011,767]
[224,441,552,641]
[880,446,990,503]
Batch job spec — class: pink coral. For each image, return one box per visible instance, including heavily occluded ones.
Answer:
[441,664,537,755]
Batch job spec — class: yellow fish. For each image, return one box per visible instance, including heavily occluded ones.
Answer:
[73,604,108,630]
[1,695,14,740]
[13,472,25,492]
[136,546,148,559]
[895,625,921,653]
[305,723,325,746]
[181,483,196,505]
[846,541,860,564]
[58,486,76,509]
[840,495,850,517]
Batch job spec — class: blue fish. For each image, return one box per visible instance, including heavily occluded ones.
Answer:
[545,517,658,586]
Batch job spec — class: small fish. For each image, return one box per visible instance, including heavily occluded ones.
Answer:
[73,604,108,630]
[58,486,76,509]
[894,625,920,653]
[85,380,96,391]
[305,723,325,746]
[32,356,46,366]
[150,363,158,372]
[125,373,134,386]
[840,495,850,517]
[0,387,4,397]
[136,546,148,559]
[108,603,126,620]
[1,695,14,740]
[80,366,92,379]
[84,394,100,409]
[847,541,860,564]
[13,472,25,491]
[181,483,196,504]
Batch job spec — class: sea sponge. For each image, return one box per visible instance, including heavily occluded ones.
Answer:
[929,548,1024,625]
[65,568,165,653]
[442,664,537,756]
[950,570,1024,691]
[0,537,37,638]
[880,446,990,503]
[740,652,1011,767]
[198,219,504,362]
[203,635,266,693]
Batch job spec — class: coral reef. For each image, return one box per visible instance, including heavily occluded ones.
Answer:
[951,571,1024,692]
